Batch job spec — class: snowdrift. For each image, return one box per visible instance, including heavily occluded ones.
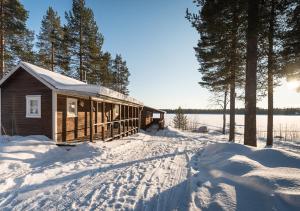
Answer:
[190,142,300,211]
[1,130,300,210]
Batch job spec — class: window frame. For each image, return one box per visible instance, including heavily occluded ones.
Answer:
[26,95,42,118]
[67,98,78,118]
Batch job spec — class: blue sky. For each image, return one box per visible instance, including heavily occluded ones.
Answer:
[21,0,299,109]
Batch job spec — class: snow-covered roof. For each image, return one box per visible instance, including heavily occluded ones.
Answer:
[143,106,166,113]
[0,62,143,105]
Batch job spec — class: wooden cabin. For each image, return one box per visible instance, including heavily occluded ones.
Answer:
[141,106,165,130]
[0,62,165,143]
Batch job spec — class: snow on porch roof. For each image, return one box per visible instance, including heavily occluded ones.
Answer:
[143,106,166,114]
[0,62,143,105]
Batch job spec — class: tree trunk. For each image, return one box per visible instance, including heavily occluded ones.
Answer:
[222,88,228,135]
[229,4,238,142]
[229,73,235,141]
[51,41,54,72]
[267,0,275,146]
[79,0,83,81]
[0,0,4,79]
[244,0,259,147]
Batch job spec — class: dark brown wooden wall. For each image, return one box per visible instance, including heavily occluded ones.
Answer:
[141,110,153,129]
[1,68,52,138]
[57,95,93,142]
[56,95,141,142]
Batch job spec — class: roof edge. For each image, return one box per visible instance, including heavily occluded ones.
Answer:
[143,106,166,113]
[0,62,56,90]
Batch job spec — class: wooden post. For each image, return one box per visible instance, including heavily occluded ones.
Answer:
[95,102,98,134]
[89,97,94,142]
[119,104,121,136]
[133,107,135,131]
[123,105,125,135]
[135,107,138,132]
[134,107,137,132]
[102,102,105,141]
[138,107,142,132]
[127,106,129,133]
[111,104,113,138]
[62,97,67,142]
[131,106,133,133]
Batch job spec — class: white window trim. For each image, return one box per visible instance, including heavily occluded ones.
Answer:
[67,98,78,118]
[26,95,41,118]
[52,91,57,142]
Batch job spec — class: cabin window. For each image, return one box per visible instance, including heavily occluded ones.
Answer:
[67,98,78,117]
[114,105,119,116]
[26,95,41,118]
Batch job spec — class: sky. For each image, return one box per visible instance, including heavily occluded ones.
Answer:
[20,0,300,109]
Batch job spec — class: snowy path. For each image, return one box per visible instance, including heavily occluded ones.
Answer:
[0,128,209,210]
[1,128,299,211]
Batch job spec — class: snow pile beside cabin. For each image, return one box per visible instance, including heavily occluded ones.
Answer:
[0,128,300,210]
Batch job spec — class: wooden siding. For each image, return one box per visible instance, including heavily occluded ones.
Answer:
[56,94,141,143]
[57,95,92,142]
[141,110,153,129]
[141,108,165,130]
[0,68,52,138]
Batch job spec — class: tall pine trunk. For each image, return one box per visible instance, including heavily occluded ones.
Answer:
[51,41,54,72]
[0,0,4,78]
[79,0,83,81]
[229,76,235,141]
[222,88,228,135]
[267,0,275,146]
[244,0,259,147]
[229,4,238,142]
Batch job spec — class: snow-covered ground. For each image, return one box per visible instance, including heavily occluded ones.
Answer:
[0,128,300,210]
[165,114,300,138]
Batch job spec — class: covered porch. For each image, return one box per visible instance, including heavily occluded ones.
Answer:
[141,106,165,130]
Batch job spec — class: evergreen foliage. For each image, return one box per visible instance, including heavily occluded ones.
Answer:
[65,0,103,82]
[0,0,35,77]
[0,0,132,95]
[283,0,300,90]
[111,54,130,95]
[37,7,64,72]
[173,107,188,130]
[186,0,247,142]
[187,0,297,147]
[98,52,113,87]
[59,26,72,75]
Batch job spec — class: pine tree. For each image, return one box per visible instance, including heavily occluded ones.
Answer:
[283,0,300,90]
[59,26,72,75]
[266,0,276,147]
[111,54,130,95]
[65,0,103,82]
[0,0,34,77]
[258,0,288,146]
[98,52,113,87]
[186,0,246,142]
[173,107,188,130]
[244,0,260,147]
[37,7,63,72]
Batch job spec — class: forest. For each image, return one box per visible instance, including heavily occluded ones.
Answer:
[186,0,300,147]
[0,0,130,95]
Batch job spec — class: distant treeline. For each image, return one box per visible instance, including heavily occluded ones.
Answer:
[163,108,300,115]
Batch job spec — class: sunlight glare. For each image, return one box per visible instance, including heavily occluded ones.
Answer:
[287,80,300,91]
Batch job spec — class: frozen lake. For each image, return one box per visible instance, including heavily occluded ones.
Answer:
[165,114,300,141]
